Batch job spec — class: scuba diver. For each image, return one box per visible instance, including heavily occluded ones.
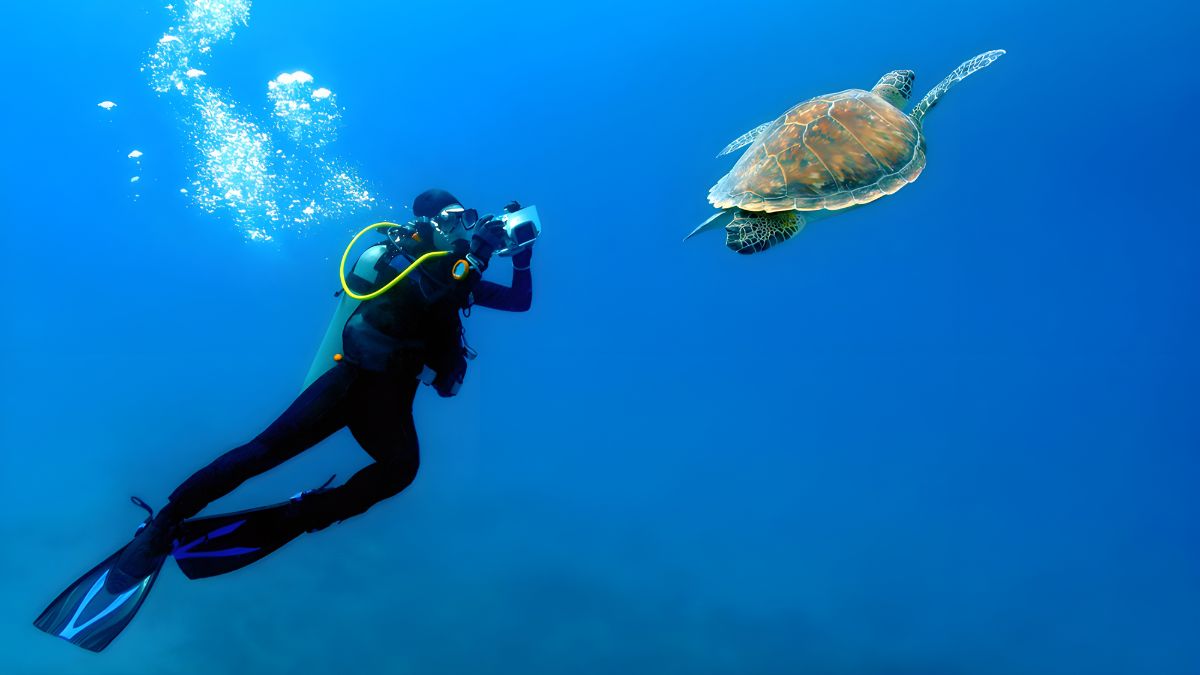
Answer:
[34,188,538,651]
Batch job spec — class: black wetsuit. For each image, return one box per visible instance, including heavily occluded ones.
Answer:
[155,248,532,532]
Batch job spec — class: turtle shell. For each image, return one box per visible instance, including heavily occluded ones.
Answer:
[709,89,926,212]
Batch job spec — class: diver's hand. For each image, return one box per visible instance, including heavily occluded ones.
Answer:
[512,245,533,270]
[504,200,521,213]
[469,215,506,267]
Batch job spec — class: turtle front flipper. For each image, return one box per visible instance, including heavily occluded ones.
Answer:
[909,49,1005,125]
[684,209,735,242]
[725,210,805,254]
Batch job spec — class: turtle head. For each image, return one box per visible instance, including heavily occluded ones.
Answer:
[871,70,915,109]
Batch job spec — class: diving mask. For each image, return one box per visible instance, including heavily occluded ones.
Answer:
[434,204,478,232]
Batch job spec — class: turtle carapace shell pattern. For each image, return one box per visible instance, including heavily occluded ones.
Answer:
[709,89,926,213]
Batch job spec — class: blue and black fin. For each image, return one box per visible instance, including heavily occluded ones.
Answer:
[172,478,334,580]
[33,499,167,652]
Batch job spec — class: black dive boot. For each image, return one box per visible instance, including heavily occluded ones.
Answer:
[105,500,178,593]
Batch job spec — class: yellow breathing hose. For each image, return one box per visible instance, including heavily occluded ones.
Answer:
[339,222,451,301]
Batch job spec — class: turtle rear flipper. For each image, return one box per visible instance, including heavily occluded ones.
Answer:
[725,211,804,255]
[716,121,774,157]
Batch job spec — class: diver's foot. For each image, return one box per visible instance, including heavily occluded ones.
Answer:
[105,519,174,593]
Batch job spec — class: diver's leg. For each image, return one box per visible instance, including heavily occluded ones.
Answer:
[109,365,357,587]
[160,363,359,522]
[294,372,421,530]
[164,375,420,580]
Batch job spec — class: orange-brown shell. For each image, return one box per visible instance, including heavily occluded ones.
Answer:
[709,89,926,212]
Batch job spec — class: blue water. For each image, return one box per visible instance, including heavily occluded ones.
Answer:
[2,1,1197,673]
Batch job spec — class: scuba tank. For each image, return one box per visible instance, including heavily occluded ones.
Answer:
[302,243,384,389]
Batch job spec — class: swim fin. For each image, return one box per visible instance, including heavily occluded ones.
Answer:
[172,498,309,580]
[34,505,168,653]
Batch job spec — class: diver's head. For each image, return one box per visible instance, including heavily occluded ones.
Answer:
[413,188,478,248]
[413,188,459,219]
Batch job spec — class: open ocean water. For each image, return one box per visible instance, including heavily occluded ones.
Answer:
[1,0,1197,673]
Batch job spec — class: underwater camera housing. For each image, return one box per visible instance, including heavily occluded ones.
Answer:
[495,205,541,257]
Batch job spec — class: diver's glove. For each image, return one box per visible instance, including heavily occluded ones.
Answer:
[512,244,533,270]
[467,214,507,270]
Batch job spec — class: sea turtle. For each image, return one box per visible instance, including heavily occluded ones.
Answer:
[688,49,1005,254]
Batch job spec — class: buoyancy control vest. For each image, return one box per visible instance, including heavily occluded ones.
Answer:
[304,240,475,396]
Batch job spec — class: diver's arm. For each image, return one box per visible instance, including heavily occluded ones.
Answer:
[472,247,532,312]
